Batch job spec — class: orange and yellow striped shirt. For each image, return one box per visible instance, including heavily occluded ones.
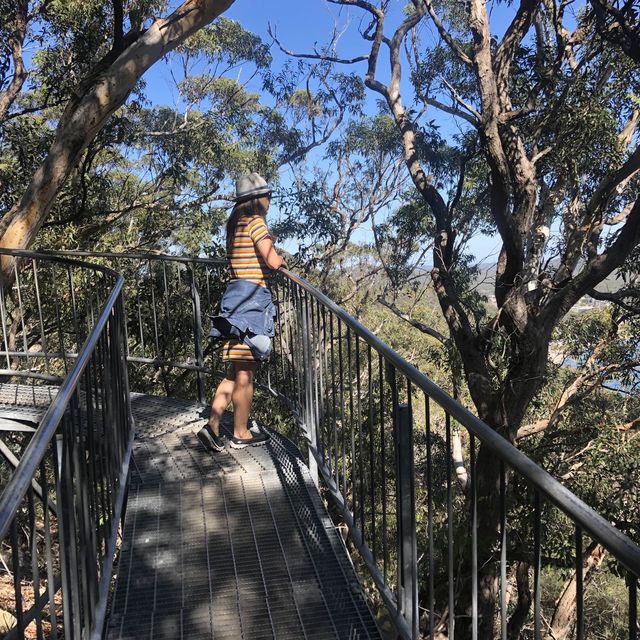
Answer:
[227,215,271,287]
[222,214,272,361]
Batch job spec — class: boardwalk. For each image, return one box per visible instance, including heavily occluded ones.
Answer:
[106,394,381,640]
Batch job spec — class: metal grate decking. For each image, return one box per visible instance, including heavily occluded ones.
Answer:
[106,394,381,640]
[0,385,381,639]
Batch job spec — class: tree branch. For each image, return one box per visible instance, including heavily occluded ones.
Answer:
[267,23,369,65]
[422,0,473,67]
[588,287,640,314]
[589,0,640,64]
[544,197,640,321]
[0,0,29,122]
[377,295,448,344]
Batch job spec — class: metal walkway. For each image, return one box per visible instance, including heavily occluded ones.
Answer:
[105,394,381,640]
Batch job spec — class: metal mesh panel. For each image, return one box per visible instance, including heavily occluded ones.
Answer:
[107,394,381,640]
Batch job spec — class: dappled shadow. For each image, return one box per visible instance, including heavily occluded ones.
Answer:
[106,394,380,640]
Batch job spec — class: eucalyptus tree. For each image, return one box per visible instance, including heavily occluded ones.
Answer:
[34,16,278,254]
[0,0,236,280]
[274,0,640,635]
[274,113,407,304]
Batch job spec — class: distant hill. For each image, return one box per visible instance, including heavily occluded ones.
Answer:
[473,262,623,301]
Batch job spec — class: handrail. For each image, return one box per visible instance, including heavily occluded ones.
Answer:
[0,248,133,640]
[39,248,227,266]
[21,250,636,638]
[32,252,640,577]
[0,251,125,540]
[282,268,640,577]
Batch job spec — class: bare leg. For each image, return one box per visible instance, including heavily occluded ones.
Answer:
[208,366,235,436]
[231,361,256,439]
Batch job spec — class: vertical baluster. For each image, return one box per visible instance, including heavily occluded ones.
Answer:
[329,311,338,485]
[301,290,318,481]
[285,280,295,403]
[388,363,402,616]
[404,381,418,637]
[136,277,145,358]
[275,280,286,394]
[534,490,542,640]
[319,306,331,468]
[425,394,434,640]
[32,260,50,374]
[52,266,68,374]
[71,387,96,631]
[91,321,107,531]
[311,296,322,462]
[367,344,376,558]
[470,432,477,640]
[26,487,44,638]
[338,319,347,498]
[10,518,24,640]
[355,337,365,543]
[346,327,357,516]
[630,573,637,640]
[446,412,454,639]
[394,392,419,638]
[575,526,584,640]
[67,266,81,358]
[58,410,82,639]
[0,272,11,369]
[289,282,302,414]
[83,348,100,572]
[162,261,172,338]
[189,262,205,404]
[40,458,58,640]
[14,262,29,368]
[149,260,160,358]
[500,461,507,640]
[379,353,388,584]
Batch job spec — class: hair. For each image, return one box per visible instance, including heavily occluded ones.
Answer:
[226,194,270,255]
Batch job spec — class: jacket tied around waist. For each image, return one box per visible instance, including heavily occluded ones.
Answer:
[209,279,277,360]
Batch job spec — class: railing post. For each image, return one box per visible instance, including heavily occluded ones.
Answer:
[299,291,319,486]
[396,402,418,638]
[189,265,205,404]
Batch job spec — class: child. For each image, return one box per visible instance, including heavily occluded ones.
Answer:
[198,173,285,450]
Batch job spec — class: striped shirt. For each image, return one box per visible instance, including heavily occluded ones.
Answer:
[222,214,272,361]
[227,215,271,287]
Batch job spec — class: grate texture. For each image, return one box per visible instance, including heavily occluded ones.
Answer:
[107,394,381,640]
[0,382,57,412]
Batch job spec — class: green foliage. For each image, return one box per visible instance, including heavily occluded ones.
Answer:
[179,17,272,68]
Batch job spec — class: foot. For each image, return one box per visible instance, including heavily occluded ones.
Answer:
[197,423,226,452]
[228,430,270,449]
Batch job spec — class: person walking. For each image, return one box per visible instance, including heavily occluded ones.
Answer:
[198,173,285,451]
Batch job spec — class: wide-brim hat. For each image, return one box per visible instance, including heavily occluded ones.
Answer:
[234,172,271,202]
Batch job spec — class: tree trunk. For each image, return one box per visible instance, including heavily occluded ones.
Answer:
[545,543,607,640]
[0,0,235,282]
[454,440,503,640]
[507,562,532,640]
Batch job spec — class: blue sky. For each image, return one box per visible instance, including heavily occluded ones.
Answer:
[144,0,530,262]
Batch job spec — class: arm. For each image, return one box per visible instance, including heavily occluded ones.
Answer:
[256,236,286,270]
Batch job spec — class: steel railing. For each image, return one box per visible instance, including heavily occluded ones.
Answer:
[41,250,640,640]
[0,250,133,640]
[279,269,640,640]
